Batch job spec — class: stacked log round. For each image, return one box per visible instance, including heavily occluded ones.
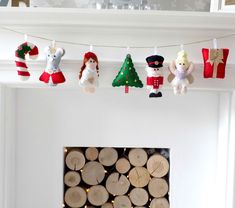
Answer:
[115,158,131,174]
[128,167,150,187]
[150,198,169,208]
[66,150,86,171]
[64,187,87,208]
[99,148,118,166]
[106,172,130,195]
[64,171,81,187]
[85,147,99,161]
[147,154,170,178]
[101,203,113,208]
[81,161,105,185]
[148,178,168,198]
[128,148,148,167]
[129,188,149,206]
[113,196,132,208]
[87,185,109,206]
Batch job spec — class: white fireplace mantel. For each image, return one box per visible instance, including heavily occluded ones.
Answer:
[0,8,235,208]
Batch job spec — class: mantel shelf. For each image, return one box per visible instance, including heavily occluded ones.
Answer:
[1,8,235,30]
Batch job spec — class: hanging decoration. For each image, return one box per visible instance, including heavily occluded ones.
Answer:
[112,54,143,93]
[168,50,194,95]
[202,48,229,79]
[39,46,66,86]
[15,42,39,81]
[145,55,164,98]
[79,52,99,93]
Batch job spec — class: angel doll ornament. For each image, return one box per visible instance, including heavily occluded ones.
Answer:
[79,52,99,93]
[168,50,194,95]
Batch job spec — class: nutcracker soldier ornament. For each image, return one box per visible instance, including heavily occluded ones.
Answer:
[202,48,229,79]
[145,55,164,98]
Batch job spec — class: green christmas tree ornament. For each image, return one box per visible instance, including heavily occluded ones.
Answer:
[112,54,143,93]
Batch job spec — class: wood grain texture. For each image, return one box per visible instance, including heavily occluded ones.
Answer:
[85,147,99,161]
[106,172,130,195]
[148,178,168,198]
[115,158,131,174]
[64,171,81,187]
[99,148,118,166]
[64,187,87,208]
[150,198,169,208]
[81,161,105,185]
[147,154,169,177]
[128,148,148,167]
[87,185,109,206]
[128,167,150,188]
[66,150,86,171]
[113,195,132,208]
[129,188,149,206]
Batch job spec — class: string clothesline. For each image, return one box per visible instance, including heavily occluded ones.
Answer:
[1,26,235,49]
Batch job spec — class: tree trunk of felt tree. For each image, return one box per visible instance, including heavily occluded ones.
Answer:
[112,54,143,93]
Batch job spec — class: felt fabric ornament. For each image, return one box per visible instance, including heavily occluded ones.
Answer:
[112,54,143,93]
[168,50,194,95]
[39,46,66,86]
[79,52,99,93]
[145,54,164,98]
[202,48,229,79]
[15,42,39,81]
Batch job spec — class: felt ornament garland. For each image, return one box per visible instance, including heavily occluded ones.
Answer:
[145,54,164,98]
[112,54,143,93]
[39,46,66,86]
[168,50,194,95]
[79,52,99,93]
[202,48,229,79]
[15,42,39,81]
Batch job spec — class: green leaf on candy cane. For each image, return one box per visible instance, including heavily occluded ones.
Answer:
[112,54,143,89]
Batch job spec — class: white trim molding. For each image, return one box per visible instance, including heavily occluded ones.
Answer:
[227,90,235,208]
[0,85,16,208]
[0,85,6,208]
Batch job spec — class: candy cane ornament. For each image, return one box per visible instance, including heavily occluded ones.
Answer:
[15,42,39,81]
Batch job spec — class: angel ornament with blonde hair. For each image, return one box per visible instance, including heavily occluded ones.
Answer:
[168,50,194,95]
[79,52,99,93]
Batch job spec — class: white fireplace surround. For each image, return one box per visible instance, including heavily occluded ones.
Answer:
[0,8,235,208]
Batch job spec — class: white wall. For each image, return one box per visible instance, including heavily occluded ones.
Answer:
[15,88,219,208]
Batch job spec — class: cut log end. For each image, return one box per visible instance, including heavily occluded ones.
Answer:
[113,195,132,208]
[64,187,87,208]
[128,148,148,167]
[115,158,131,174]
[99,148,118,166]
[129,188,149,206]
[148,178,168,198]
[82,161,105,185]
[85,147,99,161]
[150,198,169,208]
[66,150,86,171]
[147,154,170,177]
[64,171,81,187]
[87,185,109,206]
[128,167,150,188]
[106,172,130,196]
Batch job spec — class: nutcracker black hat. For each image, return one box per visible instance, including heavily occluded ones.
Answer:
[146,55,164,68]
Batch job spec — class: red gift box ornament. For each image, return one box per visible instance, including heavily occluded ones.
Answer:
[202,48,229,79]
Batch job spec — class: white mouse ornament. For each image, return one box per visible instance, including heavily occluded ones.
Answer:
[39,46,66,86]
